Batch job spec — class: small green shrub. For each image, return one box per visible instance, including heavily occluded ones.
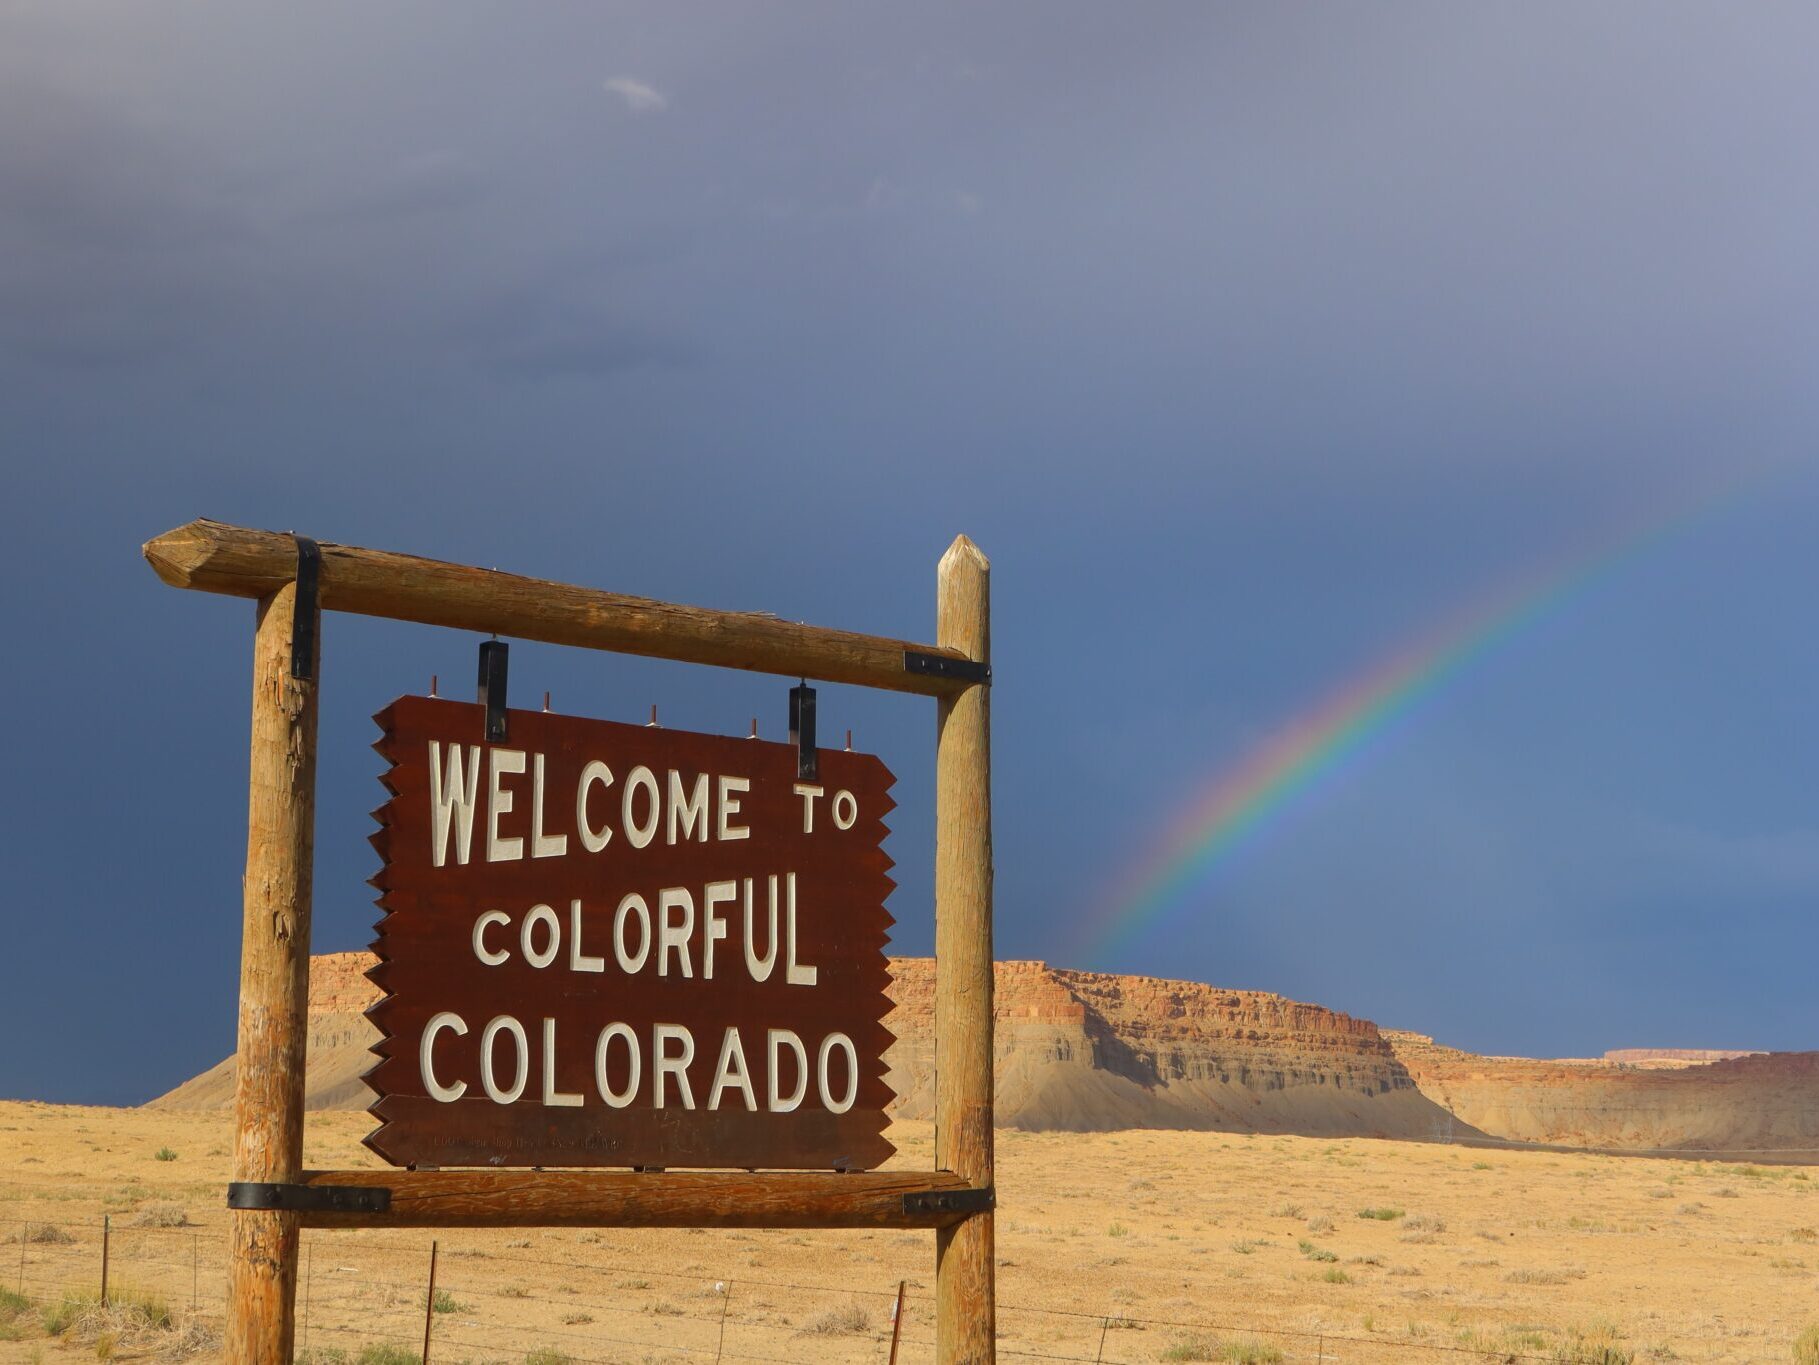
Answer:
[1793,1323,1819,1365]
[524,1351,573,1365]
[153,1148,177,1163]
[424,1288,464,1314]
[1296,1240,1337,1262]
[1357,1207,1404,1221]
[1108,1221,1129,1238]
[1322,1267,1350,1284]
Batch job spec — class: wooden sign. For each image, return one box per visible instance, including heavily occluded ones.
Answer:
[364,695,897,1171]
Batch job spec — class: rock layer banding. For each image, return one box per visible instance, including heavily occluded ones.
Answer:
[149,952,1816,1156]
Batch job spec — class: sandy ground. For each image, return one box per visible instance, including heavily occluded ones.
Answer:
[1,1100,1816,1363]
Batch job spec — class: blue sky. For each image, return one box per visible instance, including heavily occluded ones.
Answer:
[2,3,1815,1104]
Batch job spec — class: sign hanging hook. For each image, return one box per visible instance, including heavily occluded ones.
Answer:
[288,534,320,682]
[789,678,817,782]
[477,637,508,743]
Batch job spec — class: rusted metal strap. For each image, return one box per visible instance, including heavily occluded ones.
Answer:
[289,534,321,681]
[901,1186,994,1218]
[227,1181,391,1214]
[903,649,989,686]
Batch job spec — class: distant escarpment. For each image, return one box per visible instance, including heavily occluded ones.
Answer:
[148,953,1815,1159]
[1383,1031,1817,1152]
[884,959,1467,1139]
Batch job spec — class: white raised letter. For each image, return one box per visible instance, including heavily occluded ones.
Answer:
[472,910,510,966]
[421,1011,468,1102]
[623,766,659,848]
[717,777,749,841]
[667,771,709,844]
[521,903,560,969]
[429,742,481,866]
[767,1029,808,1113]
[569,900,604,973]
[576,760,614,853]
[531,754,568,858]
[657,888,695,977]
[703,881,735,980]
[541,1018,583,1107]
[654,1024,696,1109]
[745,878,778,982]
[784,873,818,986]
[595,1023,639,1108]
[817,1032,859,1114]
[480,1015,529,1104]
[793,783,824,833]
[614,894,651,973]
[832,789,857,831]
[709,1027,756,1111]
[487,748,527,862]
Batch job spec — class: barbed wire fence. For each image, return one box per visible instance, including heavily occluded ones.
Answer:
[0,1215,1764,1363]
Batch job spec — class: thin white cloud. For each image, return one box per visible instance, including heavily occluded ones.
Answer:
[602,77,668,115]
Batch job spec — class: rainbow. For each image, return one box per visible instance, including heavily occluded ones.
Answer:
[1068,484,1752,965]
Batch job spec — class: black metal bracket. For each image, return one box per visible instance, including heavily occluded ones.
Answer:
[289,535,320,682]
[478,639,509,743]
[789,682,817,782]
[227,1181,391,1214]
[902,1186,995,1218]
[904,649,990,686]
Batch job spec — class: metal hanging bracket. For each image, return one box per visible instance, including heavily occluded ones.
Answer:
[904,649,989,686]
[227,1181,391,1214]
[478,639,509,742]
[789,681,817,782]
[902,1186,995,1217]
[289,535,320,681]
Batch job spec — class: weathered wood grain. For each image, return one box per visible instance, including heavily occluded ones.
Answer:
[932,535,995,1363]
[292,1169,980,1229]
[144,519,975,695]
[228,582,319,1363]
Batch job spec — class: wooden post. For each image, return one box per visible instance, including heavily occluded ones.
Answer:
[100,1214,109,1307]
[227,578,320,1363]
[933,536,993,1363]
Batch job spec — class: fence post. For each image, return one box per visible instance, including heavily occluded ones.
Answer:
[714,1279,733,1362]
[888,1280,907,1364]
[1095,1316,1110,1363]
[421,1239,439,1364]
[302,1242,312,1355]
[100,1214,110,1307]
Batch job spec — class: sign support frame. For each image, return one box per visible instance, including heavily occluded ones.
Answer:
[144,519,995,1364]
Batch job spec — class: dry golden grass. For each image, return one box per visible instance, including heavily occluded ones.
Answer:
[0,1100,1814,1362]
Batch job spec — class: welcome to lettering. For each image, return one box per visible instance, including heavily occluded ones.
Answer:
[363,694,898,1171]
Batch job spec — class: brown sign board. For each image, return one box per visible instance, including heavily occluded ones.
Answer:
[364,695,896,1171]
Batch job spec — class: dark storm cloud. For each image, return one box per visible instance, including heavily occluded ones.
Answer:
[1,1,1816,1102]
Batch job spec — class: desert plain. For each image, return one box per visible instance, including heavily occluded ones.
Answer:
[3,1099,1817,1364]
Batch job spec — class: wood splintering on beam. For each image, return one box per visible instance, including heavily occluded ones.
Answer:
[144,519,977,696]
[288,1170,983,1229]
